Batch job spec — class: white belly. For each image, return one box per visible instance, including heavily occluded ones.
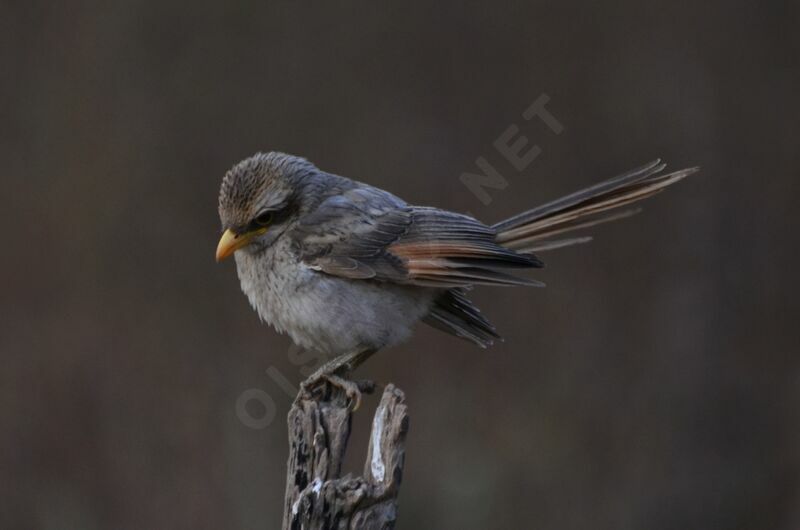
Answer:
[234,242,434,355]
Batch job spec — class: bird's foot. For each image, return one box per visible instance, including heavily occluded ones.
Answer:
[299,372,375,411]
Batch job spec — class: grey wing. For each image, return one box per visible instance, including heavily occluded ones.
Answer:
[291,186,543,288]
[291,186,527,347]
[291,186,411,281]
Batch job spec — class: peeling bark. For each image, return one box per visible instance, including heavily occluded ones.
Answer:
[283,383,409,530]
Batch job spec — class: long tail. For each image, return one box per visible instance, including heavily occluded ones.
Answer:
[493,159,699,253]
[424,159,698,347]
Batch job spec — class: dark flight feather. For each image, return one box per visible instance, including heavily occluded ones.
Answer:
[495,165,698,252]
[294,189,542,288]
[423,288,500,347]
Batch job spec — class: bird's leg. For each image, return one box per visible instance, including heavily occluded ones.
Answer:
[298,348,378,410]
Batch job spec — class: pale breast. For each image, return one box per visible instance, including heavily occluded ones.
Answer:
[234,238,435,355]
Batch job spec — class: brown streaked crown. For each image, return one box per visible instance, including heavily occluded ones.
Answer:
[218,152,316,231]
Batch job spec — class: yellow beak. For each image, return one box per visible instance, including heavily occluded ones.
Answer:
[215,228,266,261]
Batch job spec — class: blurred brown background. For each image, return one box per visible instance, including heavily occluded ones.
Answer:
[2,1,798,529]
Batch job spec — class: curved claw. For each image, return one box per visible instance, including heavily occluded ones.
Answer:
[300,373,363,411]
[327,374,362,411]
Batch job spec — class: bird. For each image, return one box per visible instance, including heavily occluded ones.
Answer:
[216,152,697,406]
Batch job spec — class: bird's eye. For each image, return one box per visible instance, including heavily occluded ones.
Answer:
[254,212,273,226]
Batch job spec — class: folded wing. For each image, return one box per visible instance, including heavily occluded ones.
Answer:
[292,187,542,288]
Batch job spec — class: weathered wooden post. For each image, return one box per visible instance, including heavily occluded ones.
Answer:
[283,382,409,529]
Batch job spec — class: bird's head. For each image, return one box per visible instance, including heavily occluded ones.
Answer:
[216,152,316,261]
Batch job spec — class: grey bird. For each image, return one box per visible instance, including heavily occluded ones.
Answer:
[217,152,697,405]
